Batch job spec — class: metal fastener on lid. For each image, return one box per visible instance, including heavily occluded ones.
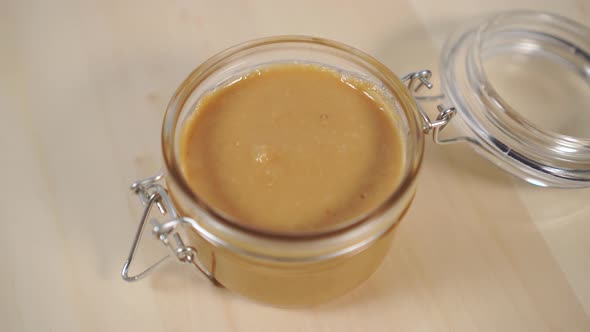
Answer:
[121,171,221,286]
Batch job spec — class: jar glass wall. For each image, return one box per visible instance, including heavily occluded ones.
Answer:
[161,37,424,306]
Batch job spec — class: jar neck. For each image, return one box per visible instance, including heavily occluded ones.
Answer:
[161,36,425,260]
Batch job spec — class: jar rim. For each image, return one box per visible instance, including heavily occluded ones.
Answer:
[161,36,424,249]
[441,11,590,187]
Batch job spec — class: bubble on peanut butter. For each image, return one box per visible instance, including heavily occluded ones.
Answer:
[252,144,276,164]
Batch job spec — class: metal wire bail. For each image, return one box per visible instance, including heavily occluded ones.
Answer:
[121,171,220,286]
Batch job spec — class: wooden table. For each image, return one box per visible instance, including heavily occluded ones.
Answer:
[2,1,589,331]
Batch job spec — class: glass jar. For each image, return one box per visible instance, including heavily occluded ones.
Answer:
[121,11,590,306]
[123,36,426,306]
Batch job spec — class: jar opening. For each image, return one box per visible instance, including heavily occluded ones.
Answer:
[162,36,424,247]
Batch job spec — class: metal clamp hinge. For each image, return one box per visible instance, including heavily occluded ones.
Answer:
[121,171,220,286]
[402,70,464,145]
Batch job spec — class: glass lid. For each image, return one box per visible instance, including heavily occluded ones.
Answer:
[439,11,590,188]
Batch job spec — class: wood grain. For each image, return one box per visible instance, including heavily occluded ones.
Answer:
[1,0,589,331]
